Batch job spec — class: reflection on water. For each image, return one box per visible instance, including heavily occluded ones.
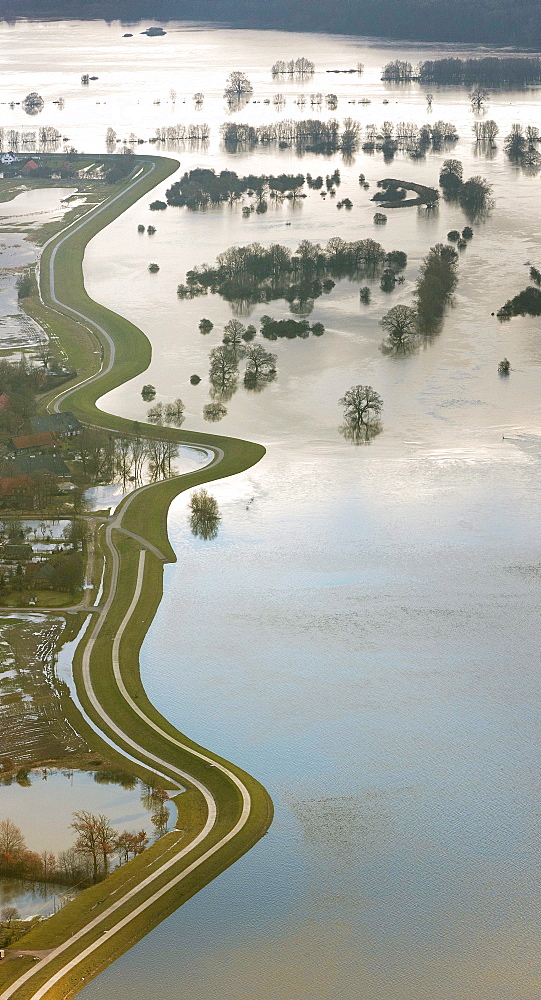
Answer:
[0,17,539,1000]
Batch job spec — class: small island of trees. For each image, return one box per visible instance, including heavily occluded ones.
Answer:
[177,238,407,313]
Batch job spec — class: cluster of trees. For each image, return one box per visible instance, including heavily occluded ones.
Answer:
[221,118,362,154]
[418,57,541,87]
[439,160,493,219]
[22,92,44,115]
[497,268,541,319]
[362,120,458,159]
[271,57,314,77]
[377,244,460,355]
[146,399,185,426]
[382,57,541,86]
[74,427,178,488]
[152,123,210,143]
[178,238,407,313]
[0,813,146,887]
[104,152,135,184]
[0,794,171,888]
[381,60,415,82]
[166,168,307,210]
[503,124,541,170]
[472,120,499,143]
[0,358,38,443]
[205,320,279,399]
[260,316,324,339]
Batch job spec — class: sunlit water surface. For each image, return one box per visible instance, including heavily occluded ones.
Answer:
[0,18,540,1000]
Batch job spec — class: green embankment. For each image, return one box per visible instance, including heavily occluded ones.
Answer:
[0,156,272,999]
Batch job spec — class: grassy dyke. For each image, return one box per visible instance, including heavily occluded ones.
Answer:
[2,154,273,999]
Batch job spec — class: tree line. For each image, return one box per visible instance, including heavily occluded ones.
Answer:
[3,0,541,50]
[221,118,363,154]
[0,794,169,887]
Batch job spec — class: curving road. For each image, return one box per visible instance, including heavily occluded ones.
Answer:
[1,160,270,1000]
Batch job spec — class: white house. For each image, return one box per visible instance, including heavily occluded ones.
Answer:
[0,152,20,165]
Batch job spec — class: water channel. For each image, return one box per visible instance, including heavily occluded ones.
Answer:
[0,18,540,1000]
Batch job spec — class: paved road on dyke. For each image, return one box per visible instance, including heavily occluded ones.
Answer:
[0,164,253,1000]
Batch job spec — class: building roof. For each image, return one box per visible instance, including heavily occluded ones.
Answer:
[30,412,83,435]
[0,475,33,497]
[7,455,71,478]
[22,159,40,172]
[10,431,58,451]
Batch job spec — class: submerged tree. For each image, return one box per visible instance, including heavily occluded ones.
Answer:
[244,345,277,387]
[498,357,511,375]
[340,384,383,425]
[380,304,419,354]
[339,385,383,446]
[189,488,221,540]
[469,87,489,112]
[224,71,253,109]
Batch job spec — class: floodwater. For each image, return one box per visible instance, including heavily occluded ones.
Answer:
[0,769,159,918]
[0,187,77,351]
[1,18,540,1000]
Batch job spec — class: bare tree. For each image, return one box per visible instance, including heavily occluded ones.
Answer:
[470,87,489,112]
[1,906,20,928]
[71,811,104,882]
[0,818,25,857]
[114,437,133,488]
[339,385,383,426]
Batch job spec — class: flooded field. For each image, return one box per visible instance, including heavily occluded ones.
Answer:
[0,17,540,1000]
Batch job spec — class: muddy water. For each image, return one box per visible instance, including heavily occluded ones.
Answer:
[0,18,540,1000]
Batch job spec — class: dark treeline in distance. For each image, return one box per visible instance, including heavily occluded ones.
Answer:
[4,0,541,50]
[177,238,407,313]
[383,57,541,87]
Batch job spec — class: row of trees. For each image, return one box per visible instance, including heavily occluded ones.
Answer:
[439,160,493,219]
[271,57,314,77]
[503,124,541,170]
[382,57,541,86]
[418,57,541,87]
[221,117,363,154]
[362,120,458,160]
[374,244,460,357]
[0,127,62,152]
[166,168,307,210]
[152,123,210,142]
[0,796,171,887]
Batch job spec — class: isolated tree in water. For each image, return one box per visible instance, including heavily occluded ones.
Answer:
[339,385,383,426]
[224,71,253,100]
[380,304,419,354]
